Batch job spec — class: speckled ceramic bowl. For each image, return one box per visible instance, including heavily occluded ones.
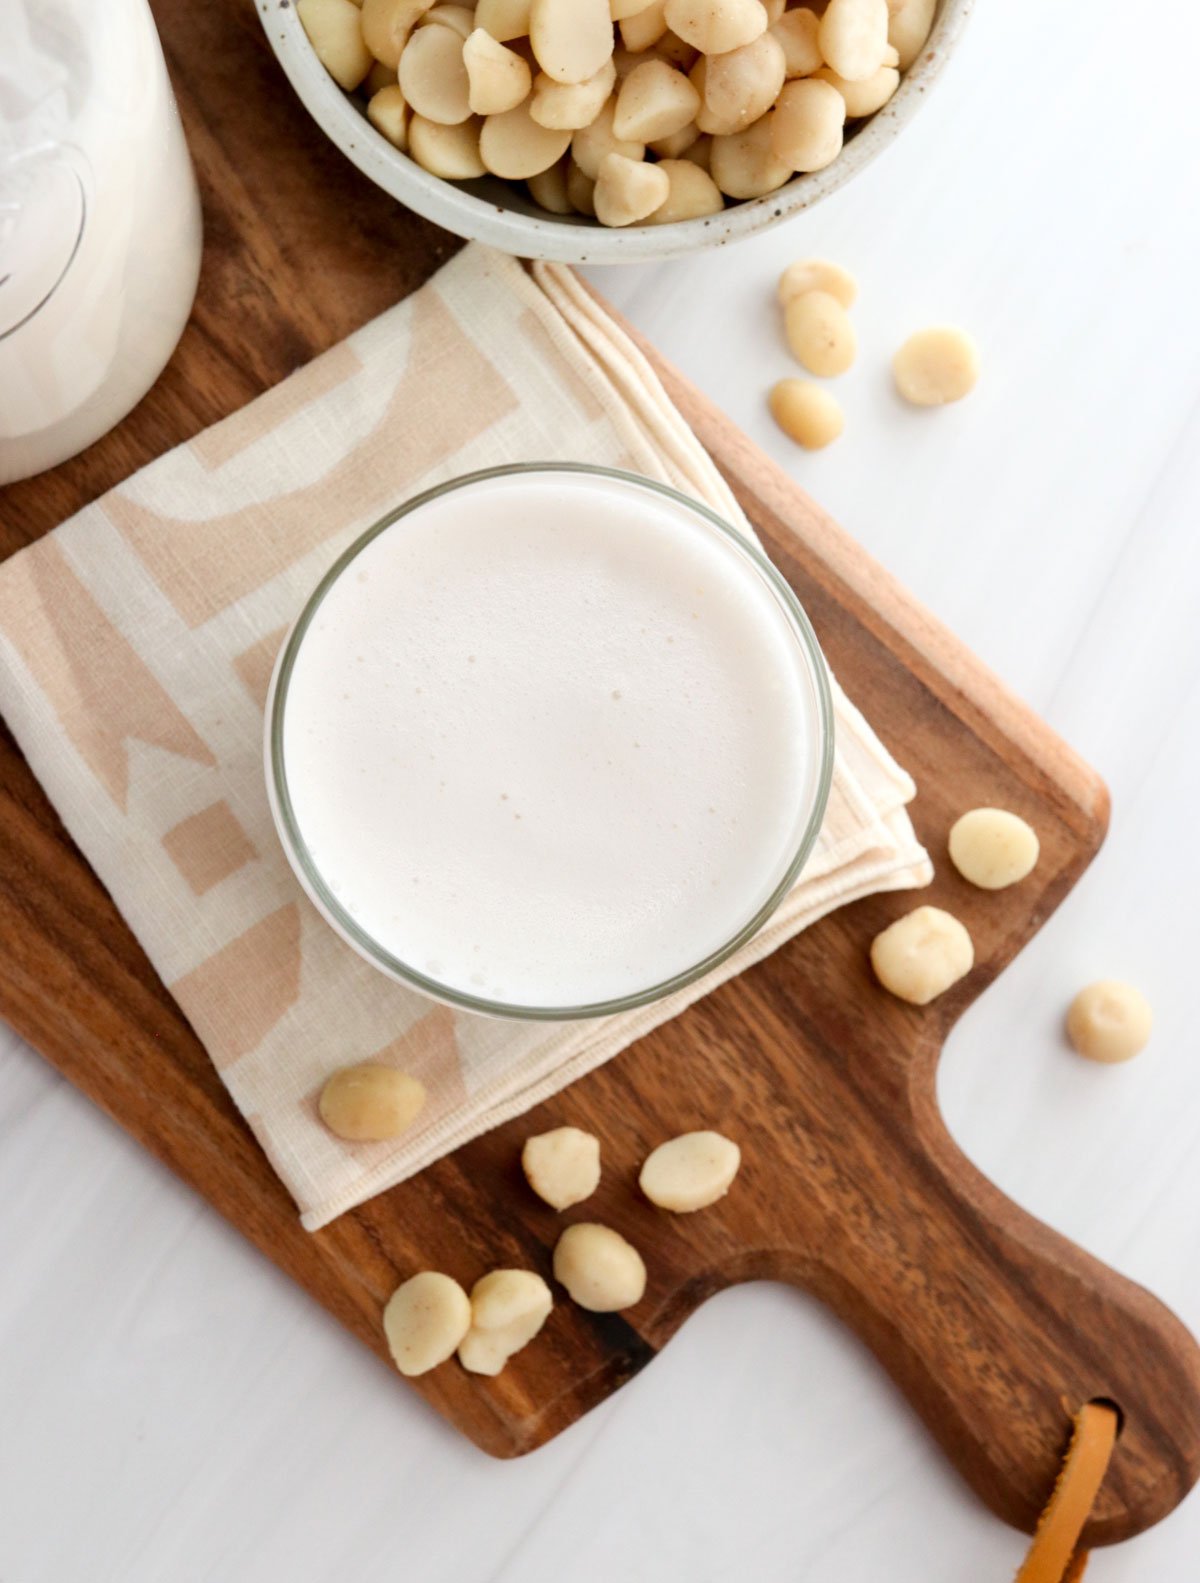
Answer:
[258,1,972,264]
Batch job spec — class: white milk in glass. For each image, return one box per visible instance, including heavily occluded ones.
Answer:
[275,470,827,1012]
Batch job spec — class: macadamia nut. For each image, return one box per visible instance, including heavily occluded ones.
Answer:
[383,1271,471,1376]
[421,4,476,40]
[613,59,700,142]
[571,95,645,176]
[464,28,533,114]
[527,157,574,211]
[531,60,616,128]
[367,83,411,149]
[665,0,768,55]
[815,62,899,117]
[318,1062,426,1141]
[481,101,573,175]
[595,151,670,224]
[531,0,616,86]
[400,21,472,123]
[1067,982,1153,1064]
[361,0,436,70]
[893,326,980,406]
[619,0,669,51]
[475,0,533,41]
[458,1269,554,1375]
[784,288,856,376]
[769,379,844,449]
[870,905,974,1005]
[298,0,374,88]
[710,112,791,198]
[647,156,723,220]
[409,113,487,176]
[771,6,822,77]
[639,1131,741,1212]
[888,0,935,71]
[694,32,786,135]
[771,76,845,172]
[553,1223,647,1311]
[778,257,858,309]
[948,808,1040,890]
[522,1125,602,1208]
[818,0,889,82]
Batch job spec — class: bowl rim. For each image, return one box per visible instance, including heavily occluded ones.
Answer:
[265,462,836,1021]
[256,0,974,264]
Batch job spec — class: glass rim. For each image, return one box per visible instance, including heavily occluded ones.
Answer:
[267,462,835,1021]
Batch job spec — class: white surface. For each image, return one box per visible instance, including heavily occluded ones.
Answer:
[2,0,1200,1576]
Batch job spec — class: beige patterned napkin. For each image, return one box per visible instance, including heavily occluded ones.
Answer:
[0,247,930,1229]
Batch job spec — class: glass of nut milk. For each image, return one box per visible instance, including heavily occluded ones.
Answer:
[267,466,834,1021]
[0,0,202,484]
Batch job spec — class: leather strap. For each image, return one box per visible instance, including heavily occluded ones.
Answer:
[1015,1402,1119,1583]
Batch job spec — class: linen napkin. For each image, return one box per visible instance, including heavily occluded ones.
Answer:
[0,247,931,1230]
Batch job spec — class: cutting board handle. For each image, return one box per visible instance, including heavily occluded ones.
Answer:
[771,1077,1200,1547]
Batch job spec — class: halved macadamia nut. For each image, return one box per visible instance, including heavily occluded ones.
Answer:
[893,326,980,406]
[383,1271,471,1376]
[361,0,436,70]
[367,83,411,148]
[694,31,786,135]
[527,157,574,211]
[649,120,701,158]
[769,378,844,449]
[665,0,768,55]
[888,0,935,70]
[409,112,487,175]
[648,156,723,220]
[553,1223,647,1311]
[639,1131,741,1212]
[771,6,822,77]
[818,0,889,81]
[474,0,533,42]
[710,112,791,198]
[464,28,534,114]
[594,151,670,225]
[571,95,645,176]
[619,0,669,52]
[778,257,858,309]
[318,1062,426,1141]
[531,0,616,86]
[1067,982,1153,1064]
[816,62,899,116]
[420,3,476,39]
[566,158,599,211]
[531,59,616,128]
[784,287,856,376]
[948,808,1040,890]
[522,1125,602,1208]
[298,0,374,88]
[870,905,974,1005]
[613,59,700,142]
[400,22,472,123]
[771,76,845,172]
[481,101,573,175]
[458,1269,554,1376]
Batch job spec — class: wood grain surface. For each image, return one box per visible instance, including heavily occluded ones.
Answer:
[1,0,1198,1551]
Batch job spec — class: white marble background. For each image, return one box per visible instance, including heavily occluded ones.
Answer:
[3,0,1199,1576]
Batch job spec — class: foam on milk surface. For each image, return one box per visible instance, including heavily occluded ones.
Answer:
[281,474,817,1007]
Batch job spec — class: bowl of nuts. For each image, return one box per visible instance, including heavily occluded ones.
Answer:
[260,0,971,263]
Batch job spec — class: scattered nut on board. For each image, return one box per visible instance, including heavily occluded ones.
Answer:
[300,0,937,224]
[318,1062,427,1141]
[458,1269,554,1375]
[522,1125,602,1209]
[870,905,974,1005]
[948,808,1040,890]
[1067,981,1153,1064]
[893,326,980,406]
[553,1222,647,1311]
[784,288,857,377]
[383,1271,472,1376]
[639,1131,741,1212]
[769,378,844,449]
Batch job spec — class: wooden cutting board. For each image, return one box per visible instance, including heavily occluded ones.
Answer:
[2,0,1197,1551]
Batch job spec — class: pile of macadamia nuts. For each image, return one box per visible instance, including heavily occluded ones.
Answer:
[295,0,937,227]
